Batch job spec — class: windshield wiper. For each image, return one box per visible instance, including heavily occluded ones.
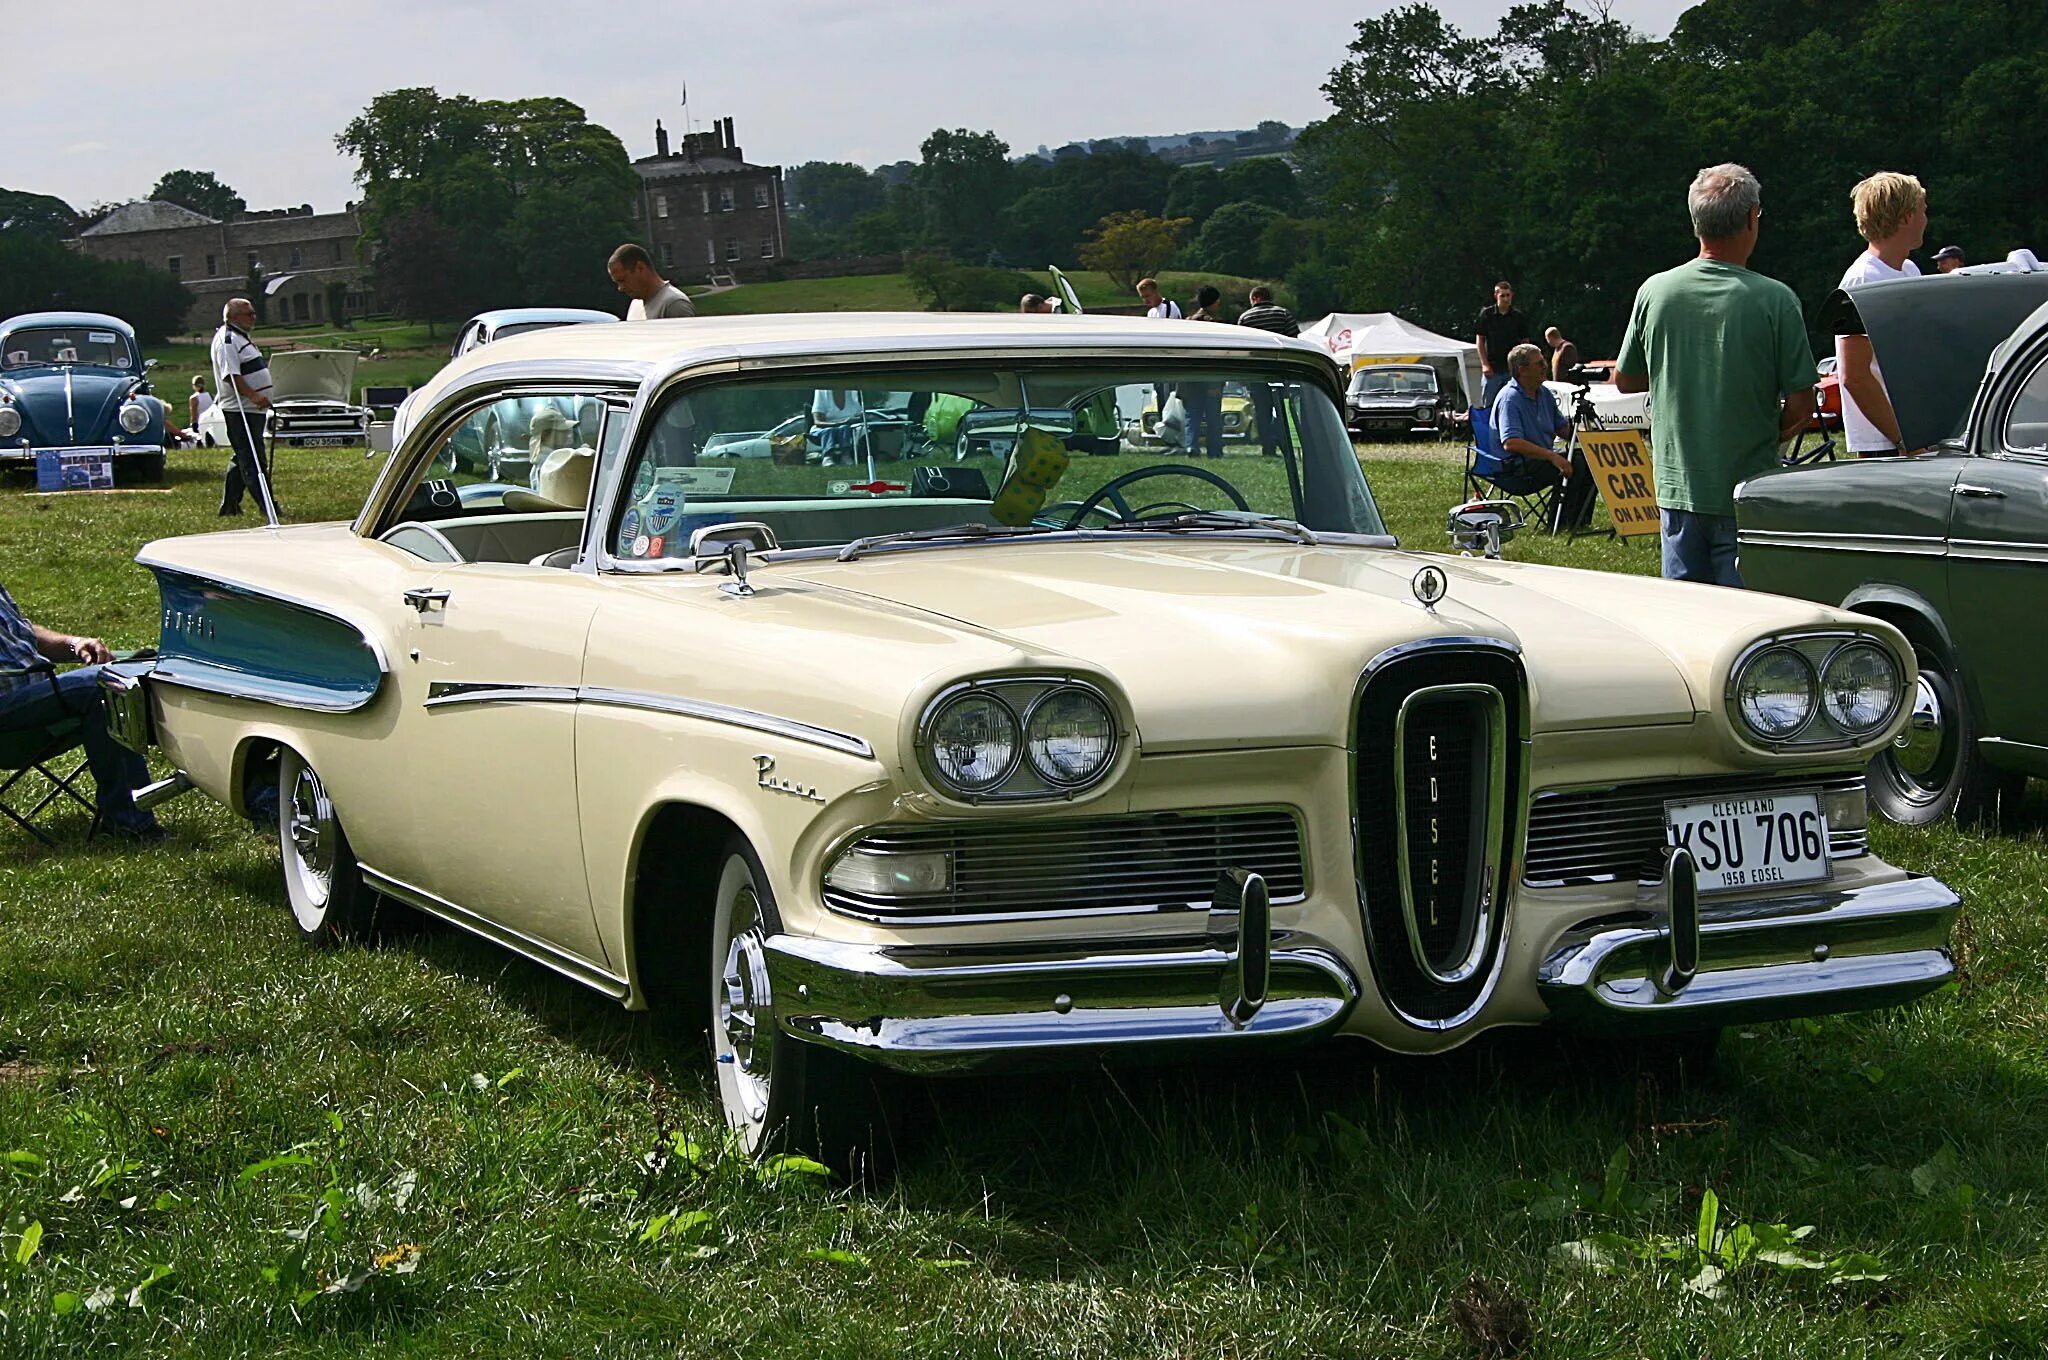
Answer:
[835,521,1052,562]
[1100,511,1320,545]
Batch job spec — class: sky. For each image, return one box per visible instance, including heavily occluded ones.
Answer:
[17,0,1690,214]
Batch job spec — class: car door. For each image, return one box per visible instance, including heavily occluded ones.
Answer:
[1945,344,2048,758]
[373,392,619,967]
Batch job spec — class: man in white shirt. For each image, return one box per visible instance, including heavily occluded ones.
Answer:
[608,243,697,319]
[209,298,277,517]
[1837,172,1927,456]
[1135,277,1182,320]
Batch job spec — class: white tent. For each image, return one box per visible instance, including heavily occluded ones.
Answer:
[1299,312,1484,409]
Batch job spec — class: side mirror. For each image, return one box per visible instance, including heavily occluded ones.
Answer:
[143,358,159,371]
[1447,500,1525,559]
[691,521,780,596]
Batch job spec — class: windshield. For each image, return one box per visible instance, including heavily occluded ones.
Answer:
[1351,368,1435,397]
[602,362,1384,559]
[3,326,133,371]
[493,321,581,341]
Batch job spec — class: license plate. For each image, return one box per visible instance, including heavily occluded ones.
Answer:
[1664,791,1831,894]
[292,435,354,447]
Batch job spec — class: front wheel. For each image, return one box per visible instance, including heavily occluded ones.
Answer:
[1868,642,2023,831]
[277,748,375,945]
[708,837,895,1177]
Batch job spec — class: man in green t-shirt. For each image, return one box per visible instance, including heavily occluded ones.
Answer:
[1615,163,1816,587]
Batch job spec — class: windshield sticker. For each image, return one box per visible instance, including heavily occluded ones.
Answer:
[88,331,118,345]
[665,466,735,495]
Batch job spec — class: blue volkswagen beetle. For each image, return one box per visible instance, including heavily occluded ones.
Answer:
[0,311,168,484]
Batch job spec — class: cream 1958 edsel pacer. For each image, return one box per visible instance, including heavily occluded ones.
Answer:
[103,313,1959,1168]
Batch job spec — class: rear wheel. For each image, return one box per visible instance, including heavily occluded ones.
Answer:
[708,836,895,1177]
[277,749,375,945]
[1868,640,2023,830]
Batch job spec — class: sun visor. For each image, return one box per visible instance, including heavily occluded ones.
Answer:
[1827,272,2048,450]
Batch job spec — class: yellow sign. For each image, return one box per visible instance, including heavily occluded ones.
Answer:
[1351,353,1424,370]
[1578,428,1660,537]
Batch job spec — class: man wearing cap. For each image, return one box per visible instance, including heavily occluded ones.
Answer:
[608,243,696,319]
[1837,172,1928,456]
[1934,245,1965,274]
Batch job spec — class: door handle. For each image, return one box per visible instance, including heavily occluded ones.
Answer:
[1955,484,2006,499]
[402,587,451,613]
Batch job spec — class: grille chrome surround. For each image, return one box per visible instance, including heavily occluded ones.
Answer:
[822,808,1307,924]
[1524,772,1869,888]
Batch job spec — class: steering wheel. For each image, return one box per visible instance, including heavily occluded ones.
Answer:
[1061,463,1251,529]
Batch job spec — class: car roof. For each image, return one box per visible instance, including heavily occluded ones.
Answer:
[471,308,620,330]
[410,311,1338,414]
[0,311,137,338]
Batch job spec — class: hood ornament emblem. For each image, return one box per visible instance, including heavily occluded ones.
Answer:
[1411,564,1449,611]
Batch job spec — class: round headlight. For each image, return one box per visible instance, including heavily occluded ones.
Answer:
[0,405,19,438]
[1821,641,1901,734]
[927,693,1019,793]
[1416,404,1435,422]
[1735,646,1818,740]
[1025,687,1116,786]
[119,401,149,434]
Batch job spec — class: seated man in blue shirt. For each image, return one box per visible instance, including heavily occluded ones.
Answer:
[1490,343,1575,493]
[0,582,161,840]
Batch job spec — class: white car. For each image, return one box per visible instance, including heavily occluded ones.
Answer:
[200,350,372,448]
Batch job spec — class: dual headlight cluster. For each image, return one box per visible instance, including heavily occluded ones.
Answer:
[918,676,1120,801]
[1730,634,1904,747]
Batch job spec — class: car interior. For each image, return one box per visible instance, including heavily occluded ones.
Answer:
[375,365,1388,568]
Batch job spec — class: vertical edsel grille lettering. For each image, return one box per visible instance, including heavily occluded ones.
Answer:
[1354,646,1525,1025]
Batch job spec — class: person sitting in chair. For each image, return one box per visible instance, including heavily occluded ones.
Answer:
[0,581,161,841]
[1490,343,1574,491]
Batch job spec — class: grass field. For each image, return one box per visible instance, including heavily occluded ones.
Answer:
[2,443,2045,1357]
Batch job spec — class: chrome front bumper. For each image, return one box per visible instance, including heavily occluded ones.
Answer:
[1538,873,1960,1033]
[764,929,1360,1074]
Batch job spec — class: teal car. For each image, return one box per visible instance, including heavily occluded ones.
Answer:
[0,311,167,482]
[1737,270,2048,830]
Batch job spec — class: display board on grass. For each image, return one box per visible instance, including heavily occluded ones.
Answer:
[1577,428,1659,536]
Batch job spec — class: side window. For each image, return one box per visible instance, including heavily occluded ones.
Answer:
[2003,352,2048,455]
[422,394,606,497]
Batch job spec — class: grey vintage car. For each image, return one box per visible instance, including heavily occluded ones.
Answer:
[1738,270,2048,830]
[1346,363,1443,438]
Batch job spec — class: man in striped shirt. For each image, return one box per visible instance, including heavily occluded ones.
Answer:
[1237,286,1299,457]
[210,298,277,518]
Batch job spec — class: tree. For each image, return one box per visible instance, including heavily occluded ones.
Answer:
[0,235,190,343]
[1078,212,1191,292]
[0,188,81,238]
[914,128,1011,255]
[1193,202,1286,276]
[149,170,244,221]
[1164,166,1230,228]
[1217,158,1301,215]
[788,162,887,229]
[338,88,634,319]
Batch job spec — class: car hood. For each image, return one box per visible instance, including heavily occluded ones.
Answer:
[768,540,1723,749]
[0,368,137,443]
[268,351,358,403]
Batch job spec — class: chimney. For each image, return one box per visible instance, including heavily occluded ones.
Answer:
[655,119,670,158]
[722,117,734,150]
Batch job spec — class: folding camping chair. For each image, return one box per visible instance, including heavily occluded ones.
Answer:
[0,663,98,846]
[1463,405,1560,532]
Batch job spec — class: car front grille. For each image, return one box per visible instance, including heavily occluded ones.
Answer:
[822,808,1305,923]
[1523,771,1869,887]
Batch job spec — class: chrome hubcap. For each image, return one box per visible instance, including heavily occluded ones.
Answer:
[718,885,774,1125]
[1890,674,1947,786]
[284,762,336,924]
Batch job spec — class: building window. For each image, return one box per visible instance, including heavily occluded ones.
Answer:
[706,239,717,266]
[718,187,735,212]
[205,253,216,276]
[311,292,323,321]
[754,184,771,209]
[698,188,710,214]
[166,255,182,279]
[725,238,740,261]
[331,240,342,263]
[294,294,309,322]
[760,238,774,258]
[629,196,639,219]
[289,246,302,268]
[246,252,258,272]
[655,193,669,218]
[659,241,674,268]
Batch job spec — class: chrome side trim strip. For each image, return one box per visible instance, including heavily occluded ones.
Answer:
[1735,530,1947,557]
[1949,538,2048,565]
[147,662,375,714]
[359,866,630,1001]
[424,682,581,709]
[413,681,874,758]
[578,686,874,758]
